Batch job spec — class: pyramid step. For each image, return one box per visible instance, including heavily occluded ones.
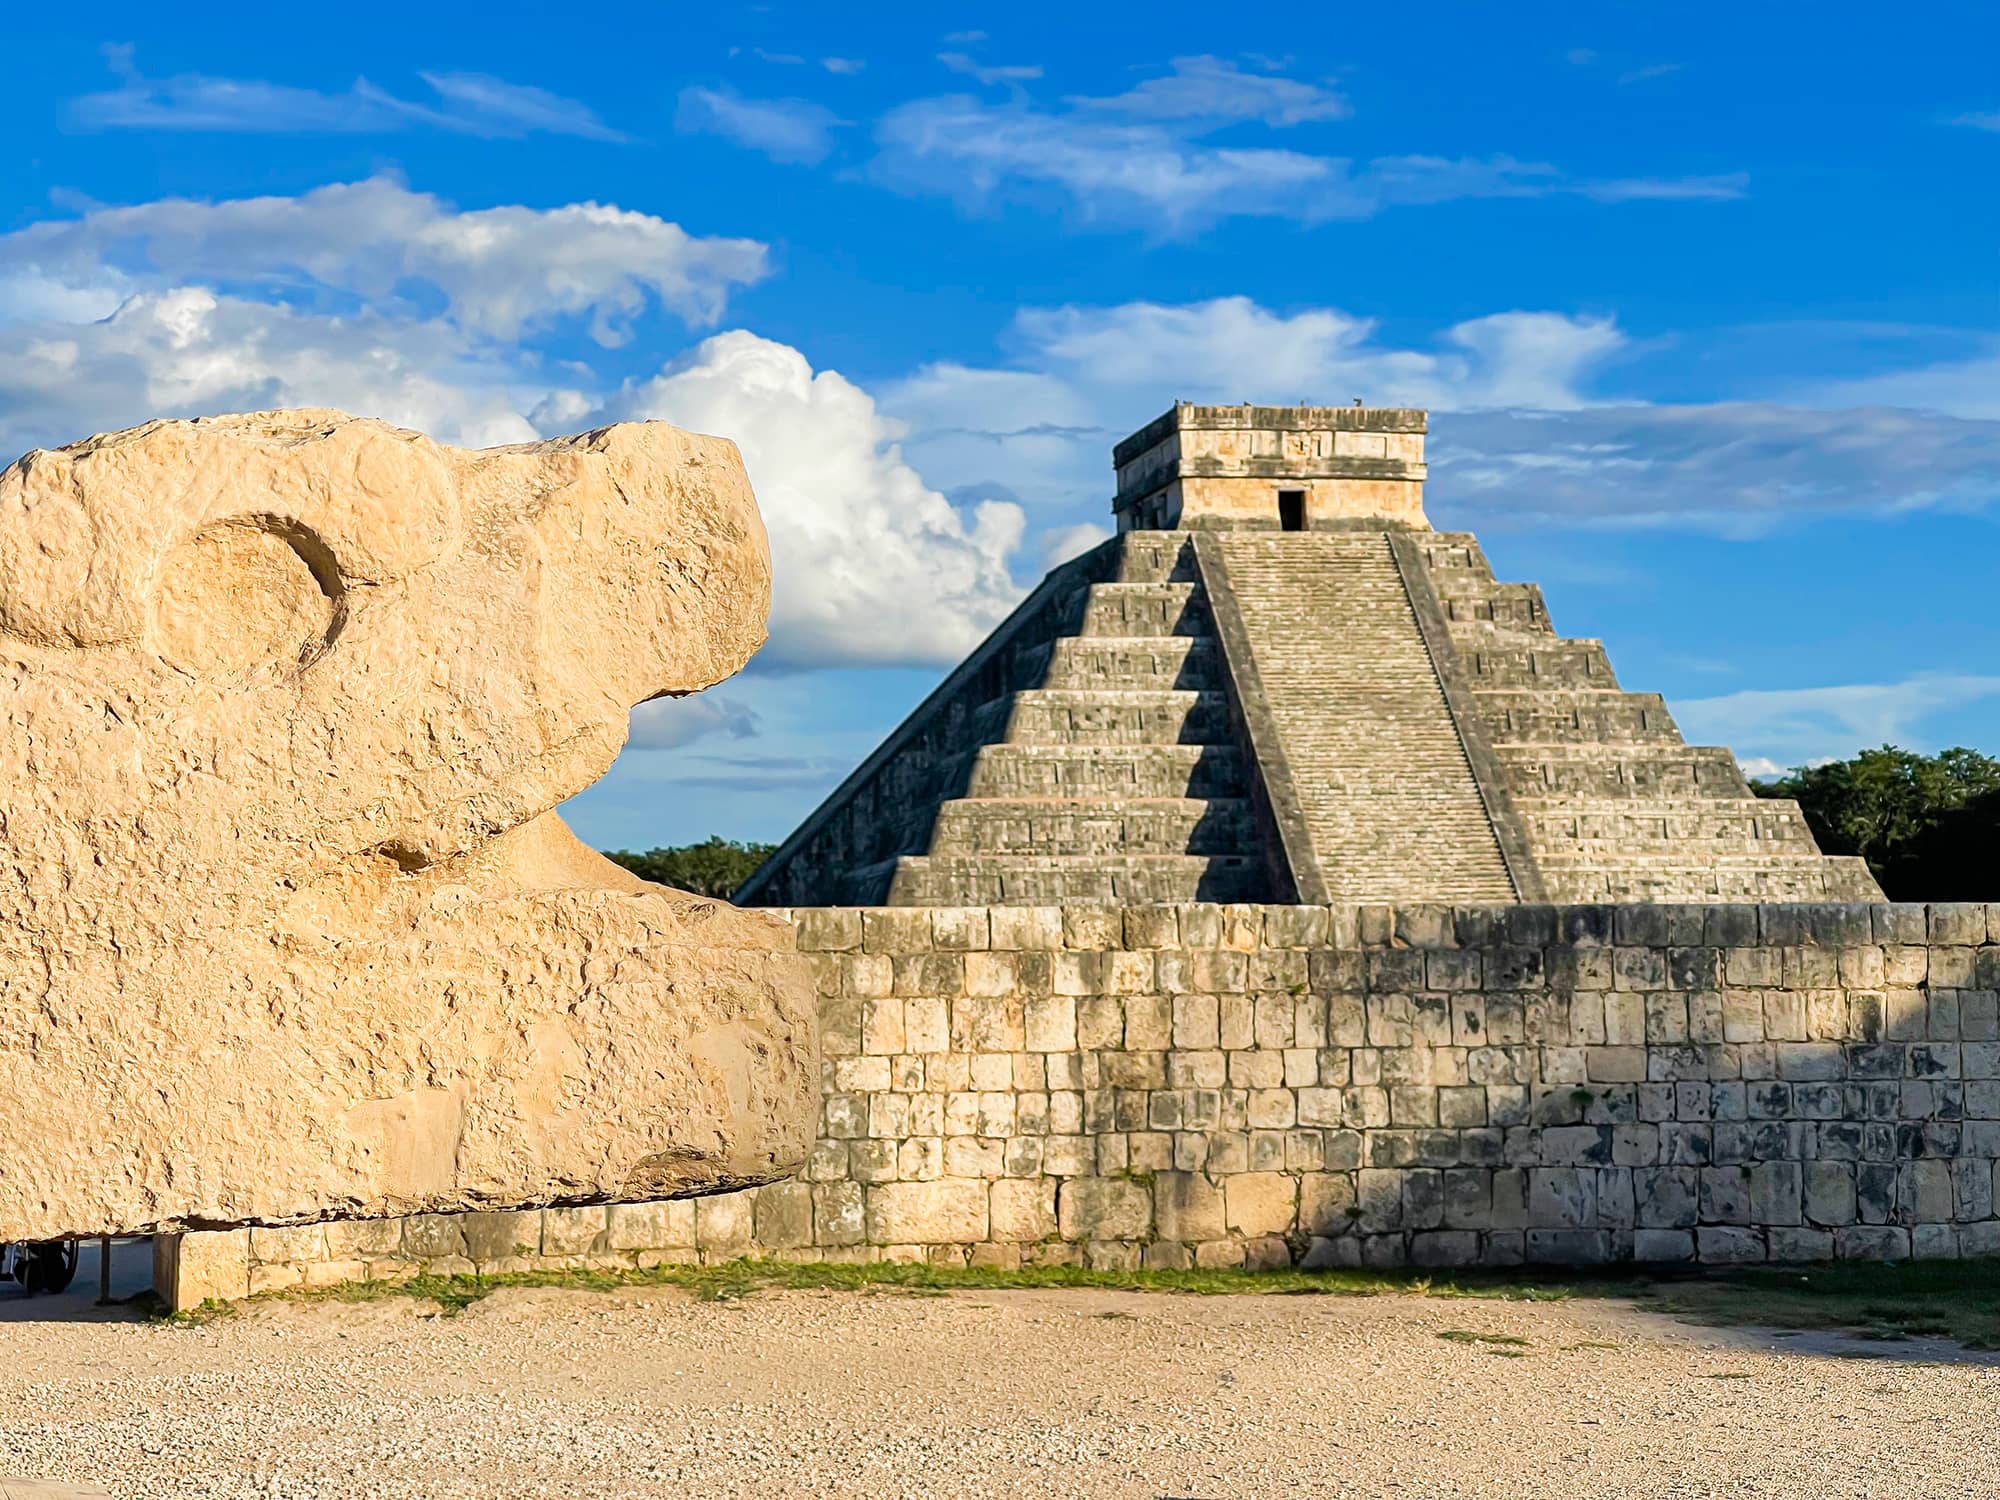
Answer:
[869,854,1271,905]
[1535,834,1824,857]
[1078,582,1209,638]
[1474,690,1682,745]
[1461,640,1617,690]
[1429,580,1550,632]
[982,689,1233,745]
[1113,532,1199,583]
[1540,855,1884,904]
[1414,533,1497,580]
[963,743,1246,798]
[1028,634,1220,691]
[1497,744,1749,798]
[1516,796,1817,839]
[928,796,1254,856]
[1433,619,1561,646]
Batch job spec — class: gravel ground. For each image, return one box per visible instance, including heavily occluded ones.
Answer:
[2,1281,1997,1499]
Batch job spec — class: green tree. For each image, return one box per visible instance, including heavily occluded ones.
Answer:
[603,837,777,900]
[1753,745,2000,900]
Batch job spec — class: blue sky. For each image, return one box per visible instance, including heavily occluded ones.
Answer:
[5,1,1997,850]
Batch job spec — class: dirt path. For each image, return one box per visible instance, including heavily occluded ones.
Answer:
[1,1284,1995,1498]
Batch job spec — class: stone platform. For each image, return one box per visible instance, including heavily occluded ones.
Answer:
[166,900,2000,1306]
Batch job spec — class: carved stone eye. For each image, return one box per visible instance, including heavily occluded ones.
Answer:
[151,518,344,676]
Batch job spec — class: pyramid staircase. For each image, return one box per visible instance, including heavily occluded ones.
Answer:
[737,527,1881,908]
[815,532,1276,905]
[1408,532,1880,902]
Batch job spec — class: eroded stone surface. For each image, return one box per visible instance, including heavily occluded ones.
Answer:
[0,410,817,1239]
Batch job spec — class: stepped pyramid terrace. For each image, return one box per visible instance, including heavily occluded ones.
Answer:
[736,404,1881,909]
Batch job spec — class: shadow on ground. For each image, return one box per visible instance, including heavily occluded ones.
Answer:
[0,1238,152,1326]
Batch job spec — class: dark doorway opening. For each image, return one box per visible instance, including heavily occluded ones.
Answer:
[1278,489,1306,531]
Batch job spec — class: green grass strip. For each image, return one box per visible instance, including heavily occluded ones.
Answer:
[159,1254,2000,1349]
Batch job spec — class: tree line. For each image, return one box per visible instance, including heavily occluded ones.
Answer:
[602,745,1998,904]
[603,837,775,899]
[1752,746,2000,900]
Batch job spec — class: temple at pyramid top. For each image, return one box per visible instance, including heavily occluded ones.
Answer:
[737,406,1881,909]
[1112,403,1430,532]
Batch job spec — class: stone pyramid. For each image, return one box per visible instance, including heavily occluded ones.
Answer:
[737,405,1880,908]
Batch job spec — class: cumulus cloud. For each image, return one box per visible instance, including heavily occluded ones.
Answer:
[0,176,769,343]
[675,85,845,165]
[1040,521,1113,567]
[70,47,624,140]
[611,331,1029,669]
[0,179,1035,673]
[1675,675,2000,768]
[0,286,550,461]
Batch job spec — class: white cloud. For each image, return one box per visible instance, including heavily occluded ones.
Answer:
[675,85,845,165]
[1040,522,1112,567]
[878,296,2000,533]
[0,286,551,462]
[70,47,624,140]
[1015,299,1622,408]
[416,73,626,140]
[937,53,1044,86]
[871,95,1743,232]
[1805,340,2000,420]
[1950,110,2000,131]
[1675,675,2000,768]
[883,297,1631,513]
[627,693,762,750]
[1434,402,2000,530]
[0,178,1034,674]
[1071,55,1348,126]
[822,57,866,75]
[611,331,1029,669]
[0,176,768,342]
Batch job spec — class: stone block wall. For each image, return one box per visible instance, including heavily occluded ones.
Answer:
[167,901,2000,1306]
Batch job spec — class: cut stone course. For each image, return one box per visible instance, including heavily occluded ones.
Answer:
[182,899,2000,1308]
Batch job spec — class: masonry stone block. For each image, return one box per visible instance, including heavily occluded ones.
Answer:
[460,1212,540,1263]
[693,1196,752,1257]
[1059,1179,1153,1241]
[1150,1173,1225,1241]
[1696,1226,1766,1263]
[401,1215,468,1260]
[869,1180,989,1244]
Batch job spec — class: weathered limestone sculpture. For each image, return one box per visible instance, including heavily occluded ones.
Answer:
[0,410,817,1240]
